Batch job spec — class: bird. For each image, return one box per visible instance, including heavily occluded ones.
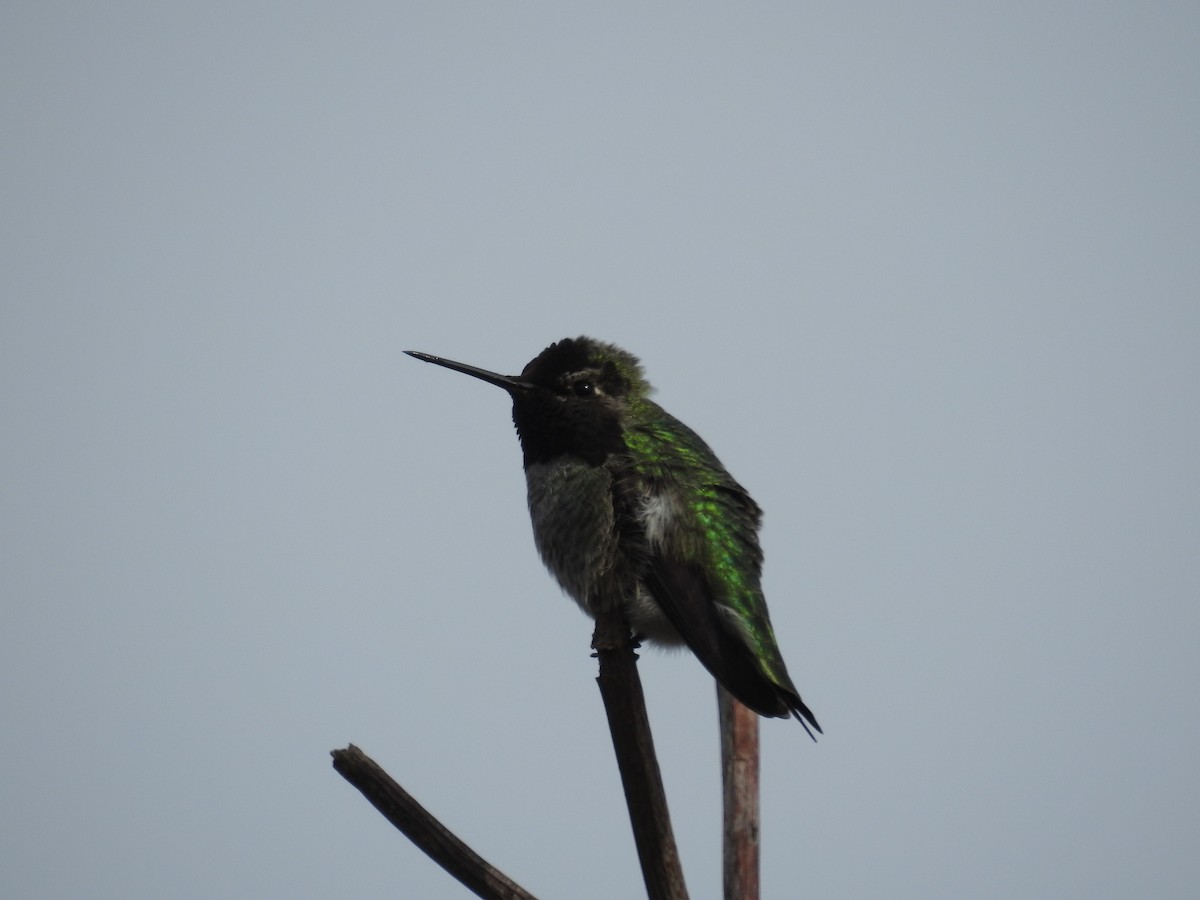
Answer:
[406,336,820,738]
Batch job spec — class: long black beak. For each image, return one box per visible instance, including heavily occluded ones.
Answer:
[405,350,530,393]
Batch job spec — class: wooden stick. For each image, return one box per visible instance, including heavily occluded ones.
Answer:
[718,687,760,900]
[593,611,690,900]
[331,744,539,900]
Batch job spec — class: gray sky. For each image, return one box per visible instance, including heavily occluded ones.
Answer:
[3,4,1198,898]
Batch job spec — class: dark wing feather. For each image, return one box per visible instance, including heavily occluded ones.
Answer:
[620,406,821,737]
[642,556,795,717]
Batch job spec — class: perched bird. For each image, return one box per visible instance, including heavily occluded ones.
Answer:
[406,337,820,738]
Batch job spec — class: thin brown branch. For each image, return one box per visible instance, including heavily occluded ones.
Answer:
[592,611,690,900]
[718,687,760,900]
[330,744,539,900]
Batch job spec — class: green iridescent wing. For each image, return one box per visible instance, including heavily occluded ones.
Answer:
[621,403,819,733]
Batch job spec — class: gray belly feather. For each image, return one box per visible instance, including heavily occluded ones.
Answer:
[524,460,680,644]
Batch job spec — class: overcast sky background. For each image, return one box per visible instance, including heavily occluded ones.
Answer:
[3,4,1198,899]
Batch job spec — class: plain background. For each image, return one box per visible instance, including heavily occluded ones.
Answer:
[3,4,1197,898]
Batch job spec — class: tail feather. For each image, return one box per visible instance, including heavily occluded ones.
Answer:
[785,691,822,742]
[642,558,820,740]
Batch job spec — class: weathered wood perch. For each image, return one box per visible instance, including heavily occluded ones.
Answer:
[330,743,538,900]
[719,686,761,900]
[591,610,689,900]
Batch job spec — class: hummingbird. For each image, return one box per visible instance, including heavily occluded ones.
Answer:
[406,337,820,738]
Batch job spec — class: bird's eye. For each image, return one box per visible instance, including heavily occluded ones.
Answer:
[572,380,593,397]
